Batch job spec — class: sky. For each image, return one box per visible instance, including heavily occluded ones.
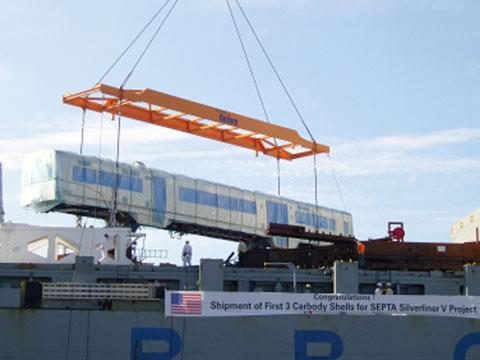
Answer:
[0,0,479,265]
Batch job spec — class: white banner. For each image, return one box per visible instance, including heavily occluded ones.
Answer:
[165,291,480,319]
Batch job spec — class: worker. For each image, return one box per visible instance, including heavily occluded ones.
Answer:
[374,282,383,295]
[126,239,137,262]
[75,215,82,228]
[99,234,108,263]
[385,282,394,295]
[357,242,366,268]
[182,240,192,266]
[237,240,247,267]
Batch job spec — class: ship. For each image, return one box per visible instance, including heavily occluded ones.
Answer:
[2,5,479,357]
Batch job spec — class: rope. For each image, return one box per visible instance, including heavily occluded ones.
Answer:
[107,1,178,225]
[93,112,104,226]
[314,152,319,230]
[121,0,179,88]
[109,110,122,227]
[79,108,86,155]
[234,0,316,143]
[226,0,281,196]
[78,108,87,227]
[327,153,348,212]
[94,0,177,224]
[98,112,104,159]
[96,0,172,85]
[234,1,352,229]
[276,158,281,197]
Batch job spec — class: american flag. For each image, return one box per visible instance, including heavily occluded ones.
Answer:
[171,292,202,315]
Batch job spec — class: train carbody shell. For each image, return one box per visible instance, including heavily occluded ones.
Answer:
[21,150,353,247]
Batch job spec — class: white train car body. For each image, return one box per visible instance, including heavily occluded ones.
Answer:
[21,150,353,248]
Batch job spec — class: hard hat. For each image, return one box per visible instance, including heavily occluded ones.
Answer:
[386,282,392,287]
[377,282,382,287]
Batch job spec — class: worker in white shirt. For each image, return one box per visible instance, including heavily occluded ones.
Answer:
[374,282,383,295]
[385,282,394,295]
[182,240,192,266]
[237,240,247,267]
[99,234,108,263]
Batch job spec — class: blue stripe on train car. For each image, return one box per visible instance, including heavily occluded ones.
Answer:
[266,201,288,224]
[152,176,167,224]
[295,210,336,231]
[99,170,143,192]
[72,166,143,193]
[266,201,289,247]
[72,166,97,184]
[329,218,336,232]
[178,187,256,214]
[99,170,116,188]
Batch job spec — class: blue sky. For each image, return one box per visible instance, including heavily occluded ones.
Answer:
[0,1,479,264]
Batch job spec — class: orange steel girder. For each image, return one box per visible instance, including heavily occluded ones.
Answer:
[63,84,329,160]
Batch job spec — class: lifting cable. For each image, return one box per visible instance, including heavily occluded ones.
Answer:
[327,154,347,212]
[77,108,87,227]
[226,0,281,196]
[95,0,173,86]
[109,112,122,226]
[234,0,349,225]
[234,0,316,142]
[75,106,90,246]
[120,0,179,89]
[93,112,104,227]
[98,0,179,226]
[79,108,87,155]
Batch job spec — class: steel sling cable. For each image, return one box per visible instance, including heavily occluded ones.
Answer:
[79,108,87,155]
[120,0,179,89]
[327,153,347,212]
[94,112,104,226]
[226,0,282,196]
[90,0,173,224]
[109,0,179,226]
[78,108,87,228]
[313,151,319,229]
[95,0,172,85]
[109,107,122,226]
[235,0,349,228]
[234,0,316,142]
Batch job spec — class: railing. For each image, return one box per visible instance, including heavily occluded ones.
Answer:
[42,282,153,300]
[135,248,168,261]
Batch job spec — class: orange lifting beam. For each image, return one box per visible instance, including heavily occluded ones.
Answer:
[63,84,329,160]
